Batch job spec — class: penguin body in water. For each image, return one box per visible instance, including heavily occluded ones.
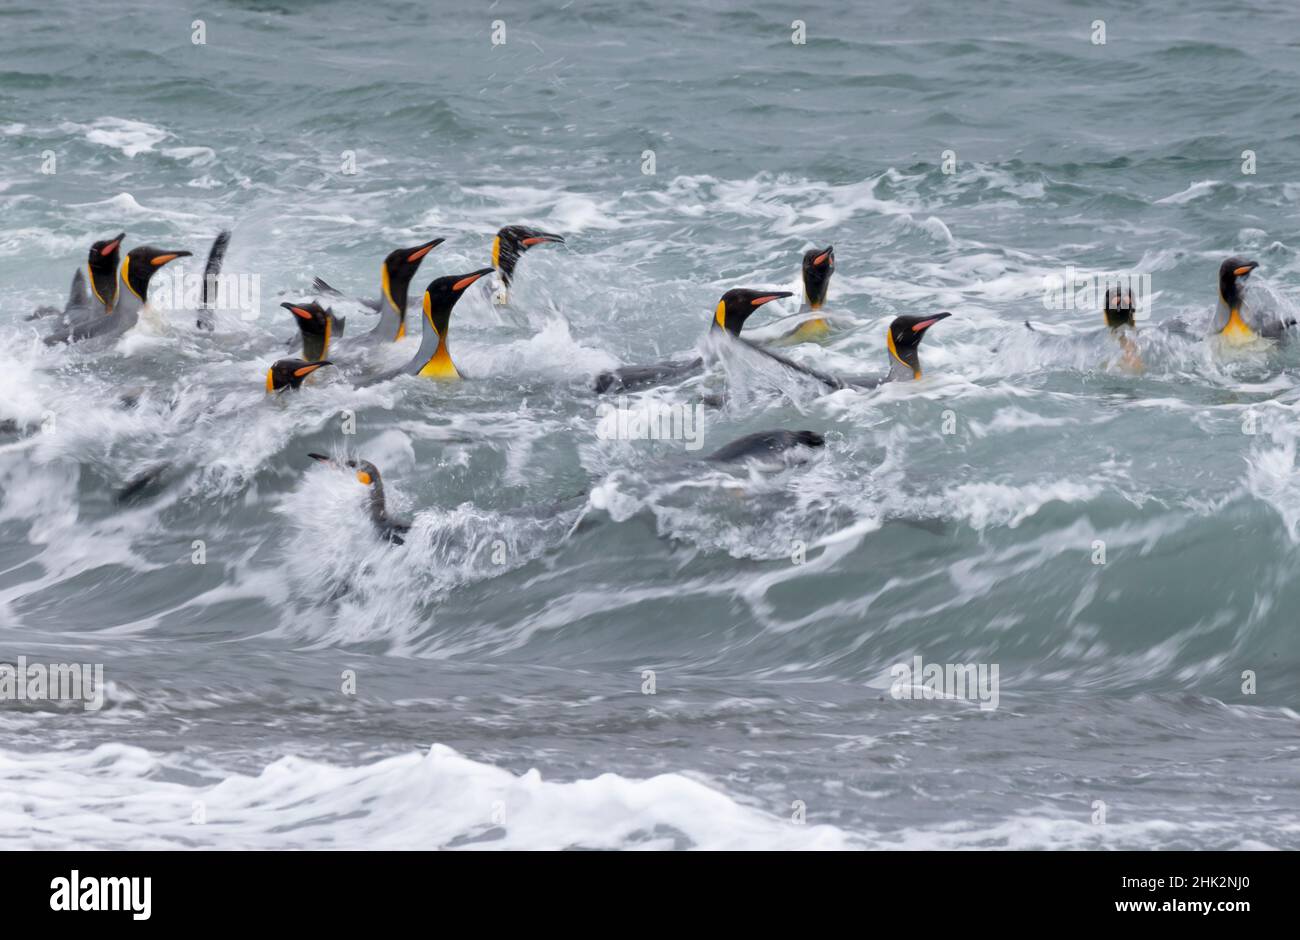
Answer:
[311,237,444,342]
[360,267,494,383]
[593,288,794,394]
[706,429,825,463]
[487,225,564,306]
[33,232,124,327]
[769,246,846,346]
[267,358,332,392]
[307,453,411,544]
[44,244,192,345]
[1209,257,1294,343]
[281,301,347,363]
[830,313,952,389]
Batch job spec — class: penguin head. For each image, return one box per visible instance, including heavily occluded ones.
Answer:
[381,237,444,313]
[266,358,331,392]
[281,301,335,337]
[1219,257,1258,308]
[123,246,191,301]
[1103,285,1137,329]
[886,312,951,378]
[421,268,494,336]
[491,225,565,286]
[87,232,125,307]
[801,246,835,310]
[281,301,343,362]
[711,288,794,336]
[308,453,382,488]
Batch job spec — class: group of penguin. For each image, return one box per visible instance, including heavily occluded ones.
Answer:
[26,223,1284,546]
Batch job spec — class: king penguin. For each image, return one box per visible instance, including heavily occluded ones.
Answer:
[312,237,444,342]
[44,244,191,345]
[487,225,565,305]
[593,288,794,394]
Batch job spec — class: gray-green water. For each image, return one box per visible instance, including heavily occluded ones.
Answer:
[1,0,1299,848]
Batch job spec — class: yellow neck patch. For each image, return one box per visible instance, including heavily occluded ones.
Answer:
[491,236,501,270]
[121,256,144,301]
[265,368,275,392]
[713,299,727,331]
[1222,307,1254,341]
[88,263,114,313]
[417,338,460,380]
[381,264,397,314]
[886,327,920,379]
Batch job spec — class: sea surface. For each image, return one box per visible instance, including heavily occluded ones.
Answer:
[2,0,1299,849]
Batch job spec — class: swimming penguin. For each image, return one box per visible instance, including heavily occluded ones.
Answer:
[267,358,333,392]
[707,429,825,463]
[385,267,495,381]
[311,237,444,342]
[593,288,794,394]
[32,232,124,326]
[44,244,192,345]
[1101,286,1143,372]
[1210,257,1293,342]
[307,453,411,544]
[488,225,565,305]
[281,301,346,363]
[771,246,840,345]
[830,313,952,388]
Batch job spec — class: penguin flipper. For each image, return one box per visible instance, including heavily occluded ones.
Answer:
[330,314,347,337]
[197,230,231,331]
[311,277,380,313]
[65,268,88,313]
[738,339,844,391]
[593,358,704,394]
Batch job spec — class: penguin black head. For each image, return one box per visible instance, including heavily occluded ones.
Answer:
[308,452,381,487]
[801,246,834,310]
[421,268,495,336]
[492,226,565,287]
[123,246,191,301]
[382,237,444,316]
[87,232,125,309]
[1103,285,1137,329]
[281,301,344,362]
[266,358,331,392]
[886,312,951,379]
[711,288,794,336]
[1219,257,1258,309]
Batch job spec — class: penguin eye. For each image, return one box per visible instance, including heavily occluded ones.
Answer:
[356,471,372,486]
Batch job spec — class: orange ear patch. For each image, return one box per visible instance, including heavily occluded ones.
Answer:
[356,471,373,485]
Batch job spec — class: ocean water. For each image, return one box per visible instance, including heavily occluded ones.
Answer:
[2,0,1300,850]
